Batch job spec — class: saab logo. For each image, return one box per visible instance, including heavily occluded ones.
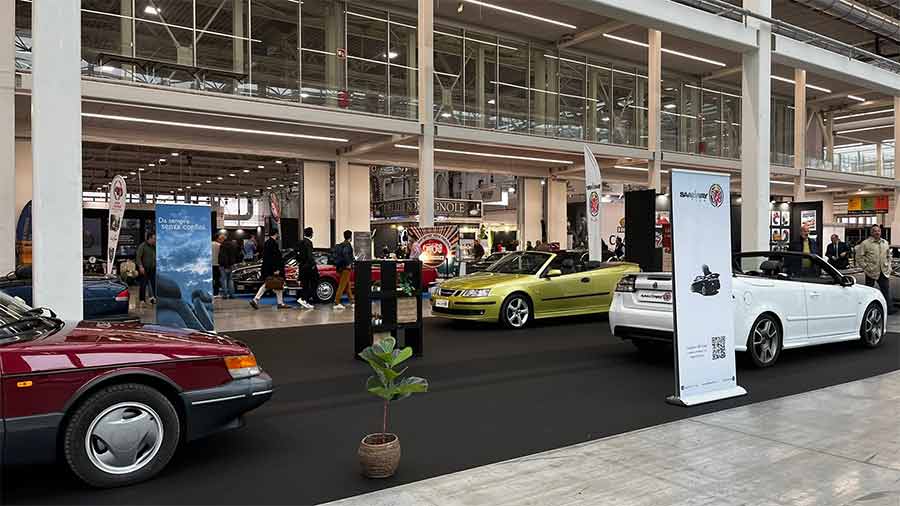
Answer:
[589,191,600,217]
[708,184,724,207]
[662,291,672,302]
[113,180,125,199]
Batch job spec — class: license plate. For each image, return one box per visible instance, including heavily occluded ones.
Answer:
[638,291,672,304]
[434,298,449,308]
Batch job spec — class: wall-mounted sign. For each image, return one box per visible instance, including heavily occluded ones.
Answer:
[407,226,460,275]
[848,195,889,215]
[372,198,483,220]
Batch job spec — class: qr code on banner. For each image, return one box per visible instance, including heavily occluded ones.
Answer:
[711,336,726,360]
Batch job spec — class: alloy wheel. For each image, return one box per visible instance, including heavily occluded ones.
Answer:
[317,281,335,302]
[506,297,530,328]
[751,318,778,365]
[863,305,884,346]
[85,402,164,475]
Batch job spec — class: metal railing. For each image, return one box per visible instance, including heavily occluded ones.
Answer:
[673,0,900,75]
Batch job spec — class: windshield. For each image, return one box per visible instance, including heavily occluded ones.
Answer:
[0,291,61,341]
[486,252,551,275]
[0,291,32,325]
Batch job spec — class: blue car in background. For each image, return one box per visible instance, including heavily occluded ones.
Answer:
[1,266,133,320]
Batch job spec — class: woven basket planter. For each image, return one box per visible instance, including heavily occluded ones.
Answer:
[358,433,401,478]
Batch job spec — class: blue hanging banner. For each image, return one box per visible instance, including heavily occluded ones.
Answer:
[155,204,214,331]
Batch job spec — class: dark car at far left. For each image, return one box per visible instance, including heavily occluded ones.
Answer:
[0,291,273,488]
[1,265,131,320]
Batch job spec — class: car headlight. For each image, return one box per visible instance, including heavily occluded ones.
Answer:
[460,289,491,297]
[224,354,261,379]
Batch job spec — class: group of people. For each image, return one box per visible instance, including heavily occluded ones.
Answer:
[247,228,356,311]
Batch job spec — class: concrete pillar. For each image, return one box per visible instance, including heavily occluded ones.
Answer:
[532,51,547,135]
[587,69,599,142]
[334,158,371,238]
[476,45,486,128]
[825,111,835,166]
[303,162,331,249]
[877,142,884,177]
[32,0,83,319]
[647,29,662,193]
[517,178,543,248]
[0,0,14,273]
[546,180,567,247]
[891,97,900,234]
[120,0,133,55]
[793,68,806,201]
[233,0,245,73]
[15,140,33,224]
[325,2,344,107]
[741,0,772,251]
[820,192,834,225]
[417,0,435,227]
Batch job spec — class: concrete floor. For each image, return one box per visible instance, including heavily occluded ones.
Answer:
[326,369,900,506]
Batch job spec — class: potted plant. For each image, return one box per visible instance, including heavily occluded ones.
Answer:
[357,337,428,478]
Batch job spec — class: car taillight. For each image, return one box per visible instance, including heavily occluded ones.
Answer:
[224,354,260,379]
[615,275,636,293]
[115,289,130,302]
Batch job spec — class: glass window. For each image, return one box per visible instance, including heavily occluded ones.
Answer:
[346,6,388,115]
[301,0,344,108]
[557,51,586,140]
[134,19,195,87]
[722,92,741,159]
[434,25,463,124]
[700,88,721,156]
[82,10,134,77]
[15,0,32,70]
[389,14,417,119]
[194,0,249,94]
[587,57,611,143]
[486,252,551,275]
[660,78,681,152]
[531,49,557,137]
[612,67,637,146]
[463,31,496,129]
[497,38,529,133]
[250,0,299,102]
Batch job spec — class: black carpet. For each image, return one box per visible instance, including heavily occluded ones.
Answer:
[5,316,900,505]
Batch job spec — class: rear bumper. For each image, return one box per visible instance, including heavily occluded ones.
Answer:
[609,295,674,342]
[181,372,273,441]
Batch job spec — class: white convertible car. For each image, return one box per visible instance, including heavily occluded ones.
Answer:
[610,251,887,367]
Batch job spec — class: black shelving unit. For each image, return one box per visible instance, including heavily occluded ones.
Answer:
[353,259,424,358]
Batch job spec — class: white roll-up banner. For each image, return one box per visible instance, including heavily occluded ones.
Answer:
[669,169,746,406]
[106,175,127,275]
[583,145,603,261]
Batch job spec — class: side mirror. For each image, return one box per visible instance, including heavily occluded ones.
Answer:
[841,275,855,287]
[545,269,562,278]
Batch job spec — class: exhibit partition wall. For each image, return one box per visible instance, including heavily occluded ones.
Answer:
[625,190,659,272]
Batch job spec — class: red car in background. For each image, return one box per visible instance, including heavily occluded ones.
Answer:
[0,292,272,488]
[234,248,439,302]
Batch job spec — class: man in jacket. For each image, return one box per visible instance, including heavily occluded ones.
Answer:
[218,237,240,299]
[295,227,316,309]
[825,234,851,270]
[250,231,290,309]
[332,230,355,309]
[857,224,895,314]
[135,233,157,306]
[788,224,819,275]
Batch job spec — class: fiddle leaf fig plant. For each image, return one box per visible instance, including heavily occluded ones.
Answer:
[359,337,428,438]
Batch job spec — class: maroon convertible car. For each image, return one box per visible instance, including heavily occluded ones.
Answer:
[0,291,272,488]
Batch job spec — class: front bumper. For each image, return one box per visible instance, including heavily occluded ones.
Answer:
[180,372,273,441]
[430,295,501,321]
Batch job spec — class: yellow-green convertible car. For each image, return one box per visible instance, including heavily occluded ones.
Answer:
[431,250,640,328]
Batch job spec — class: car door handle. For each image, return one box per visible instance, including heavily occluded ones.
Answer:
[580,277,590,283]
[809,291,821,297]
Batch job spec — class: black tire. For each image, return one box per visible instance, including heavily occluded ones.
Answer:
[860,302,885,348]
[500,294,532,329]
[746,314,782,368]
[316,279,337,303]
[63,383,180,488]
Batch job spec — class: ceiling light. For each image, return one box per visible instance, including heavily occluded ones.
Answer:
[138,168,145,171]
[243,169,251,173]
[836,125,893,134]
[834,109,892,121]
[771,180,793,185]
[81,113,351,143]
[123,175,128,179]
[459,0,576,29]
[386,51,399,59]
[158,158,166,163]
[487,99,496,105]
[508,187,516,193]
[144,5,160,15]
[148,163,155,167]
[847,94,867,103]
[206,180,212,183]
[171,152,179,156]
[217,176,223,180]
[275,160,283,164]
[129,171,136,175]
[195,182,202,186]
[602,33,726,67]
[770,75,832,93]
[601,117,610,122]
[229,173,236,177]
[805,183,828,188]
[441,112,452,118]
[664,104,677,109]
[267,186,272,190]
[834,142,863,149]
[258,165,265,169]
[394,144,574,164]
[177,188,183,191]
[270,177,278,181]
[540,180,546,185]
[279,184,285,188]
[458,0,464,13]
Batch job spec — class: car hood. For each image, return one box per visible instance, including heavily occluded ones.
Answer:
[439,272,527,290]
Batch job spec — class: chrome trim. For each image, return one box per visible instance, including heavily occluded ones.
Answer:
[251,389,273,397]
[191,394,246,406]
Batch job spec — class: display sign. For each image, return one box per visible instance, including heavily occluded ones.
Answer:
[353,231,372,261]
[156,204,214,331]
[669,169,746,406]
[106,175,127,275]
[848,195,889,214]
[407,226,459,275]
[583,145,603,261]
[372,198,483,220]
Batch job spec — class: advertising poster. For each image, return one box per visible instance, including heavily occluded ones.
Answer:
[801,210,817,234]
[583,145,604,261]
[106,175,127,275]
[353,231,373,261]
[407,225,459,276]
[669,169,746,406]
[155,204,214,331]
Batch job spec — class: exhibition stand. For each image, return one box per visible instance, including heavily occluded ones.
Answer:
[353,259,424,358]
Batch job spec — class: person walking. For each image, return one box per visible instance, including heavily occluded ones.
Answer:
[857,224,896,314]
[332,230,355,309]
[212,234,224,296]
[472,240,485,262]
[249,231,290,309]
[825,234,851,270]
[296,227,316,309]
[243,235,257,261]
[135,233,157,307]
[218,236,240,299]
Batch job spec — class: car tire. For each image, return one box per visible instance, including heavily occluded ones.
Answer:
[746,314,782,368]
[63,383,180,488]
[316,279,337,303]
[860,302,885,348]
[500,294,532,329]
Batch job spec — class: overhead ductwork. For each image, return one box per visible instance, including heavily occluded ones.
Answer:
[790,0,900,45]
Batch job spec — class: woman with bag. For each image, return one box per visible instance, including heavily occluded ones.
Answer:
[250,231,290,309]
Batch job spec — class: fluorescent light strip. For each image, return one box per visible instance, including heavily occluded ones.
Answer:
[395,144,573,164]
[771,180,827,188]
[771,75,832,93]
[602,34,727,67]
[847,94,867,103]
[613,165,669,173]
[836,125,893,134]
[82,113,350,142]
[834,109,893,121]
[461,0,577,30]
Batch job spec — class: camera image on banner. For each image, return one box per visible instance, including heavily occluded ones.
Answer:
[669,169,746,406]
